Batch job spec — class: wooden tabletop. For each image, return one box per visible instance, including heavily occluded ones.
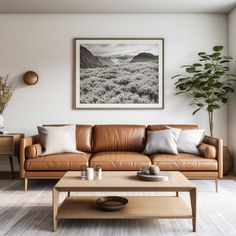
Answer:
[55,171,195,192]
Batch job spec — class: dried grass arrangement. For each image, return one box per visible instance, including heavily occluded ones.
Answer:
[0,75,14,114]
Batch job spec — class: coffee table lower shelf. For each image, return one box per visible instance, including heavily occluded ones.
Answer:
[56,196,193,226]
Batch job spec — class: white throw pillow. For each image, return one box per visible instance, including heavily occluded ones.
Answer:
[144,129,181,155]
[38,125,84,155]
[176,129,205,154]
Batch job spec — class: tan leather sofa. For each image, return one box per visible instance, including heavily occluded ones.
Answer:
[20,124,223,191]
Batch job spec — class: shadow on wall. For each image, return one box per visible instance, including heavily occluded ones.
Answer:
[12,73,26,89]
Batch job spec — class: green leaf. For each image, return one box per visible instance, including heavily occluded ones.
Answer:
[193,63,202,67]
[223,87,234,93]
[224,82,233,86]
[186,68,195,73]
[199,81,207,87]
[226,74,236,77]
[226,78,236,82]
[213,46,224,51]
[175,92,185,95]
[171,74,182,79]
[175,77,188,81]
[223,56,233,60]
[215,71,225,76]
[223,66,230,71]
[180,65,191,68]
[207,106,216,112]
[211,52,221,57]
[214,82,223,88]
[176,81,191,86]
[206,98,218,104]
[192,108,202,115]
[202,86,211,91]
[197,103,204,107]
[222,98,228,103]
[207,92,213,97]
[204,64,212,69]
[209,75,217,80]
[212,104,220,109]
[220,60,230,63]
[194,93,206,98]
[207,104,219,112]
[198,52,206,56]
[178,85,187,91]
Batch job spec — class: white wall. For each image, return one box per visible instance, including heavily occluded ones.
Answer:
[0,14,228,170]
[228,8,236,173]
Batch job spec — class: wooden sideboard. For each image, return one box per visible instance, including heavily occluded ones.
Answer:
[0,133,24,178]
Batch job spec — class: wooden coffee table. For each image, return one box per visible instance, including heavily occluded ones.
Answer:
[53,171,196,232]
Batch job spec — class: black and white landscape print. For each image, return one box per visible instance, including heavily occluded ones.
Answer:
[75,39,163,108]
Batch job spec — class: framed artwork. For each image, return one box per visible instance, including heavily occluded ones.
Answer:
[74,38,164,108]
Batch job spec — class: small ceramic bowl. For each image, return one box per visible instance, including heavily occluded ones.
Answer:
[140,166,150,175]
[149,165,160,175]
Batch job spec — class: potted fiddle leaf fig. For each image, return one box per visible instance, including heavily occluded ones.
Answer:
[0,75,14,130]
[171,46,236,136]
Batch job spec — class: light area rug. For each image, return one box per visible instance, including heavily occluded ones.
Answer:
[0,178,236,236]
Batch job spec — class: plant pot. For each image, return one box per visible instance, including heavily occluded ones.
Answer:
[223,146,234,175]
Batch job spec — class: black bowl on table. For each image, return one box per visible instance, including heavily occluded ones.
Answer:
[96,196,128,211]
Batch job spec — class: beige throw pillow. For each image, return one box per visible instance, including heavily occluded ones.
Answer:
[38,125,84,155]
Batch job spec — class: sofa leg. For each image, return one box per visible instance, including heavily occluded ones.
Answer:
[215,179,218,193]
[176,192,179,197]
[67,192,70,197]
[25,178,28,192]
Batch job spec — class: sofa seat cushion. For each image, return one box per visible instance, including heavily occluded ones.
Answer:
[25,153,91,171]
[150,153,217,171]
[90,152,151,170]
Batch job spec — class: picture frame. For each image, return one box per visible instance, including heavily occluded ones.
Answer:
[73,38,164,109]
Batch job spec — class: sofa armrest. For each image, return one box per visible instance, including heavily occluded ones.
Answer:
[202,135,223,178]
[20,135,41,178]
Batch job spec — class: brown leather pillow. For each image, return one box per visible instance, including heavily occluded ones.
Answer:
[25,144,43,159]
[198,143,216,159]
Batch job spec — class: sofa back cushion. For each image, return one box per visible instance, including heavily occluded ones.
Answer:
[147,124,198,131]
[93,125,146,152]
[43,124,93,152]
[76,125,93,152]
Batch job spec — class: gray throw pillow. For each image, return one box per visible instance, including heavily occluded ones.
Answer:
[177,129,205,154]
[166,126,205,155]
[144,129,181,155]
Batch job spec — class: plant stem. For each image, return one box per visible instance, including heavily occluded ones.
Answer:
[208,111,213,136]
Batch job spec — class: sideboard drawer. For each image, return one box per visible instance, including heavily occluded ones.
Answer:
[0,136,13,155]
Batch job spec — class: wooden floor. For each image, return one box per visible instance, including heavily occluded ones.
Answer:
[0,177,236,236]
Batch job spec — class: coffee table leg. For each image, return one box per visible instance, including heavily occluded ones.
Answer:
[53,188,59,232]
[190,188,197,232]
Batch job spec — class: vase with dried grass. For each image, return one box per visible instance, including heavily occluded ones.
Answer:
[0,75,14,132]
